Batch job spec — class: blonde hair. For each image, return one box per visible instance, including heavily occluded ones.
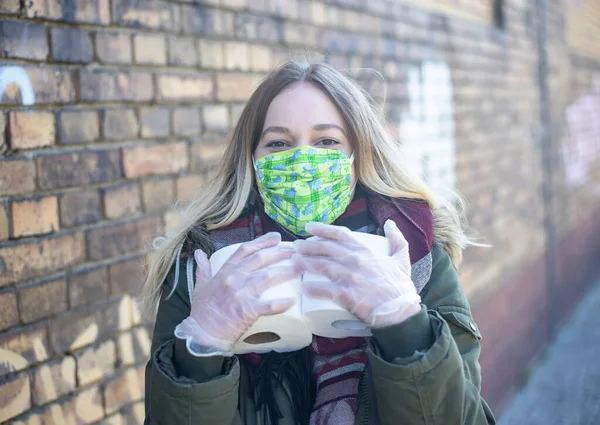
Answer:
[140,59,474,317]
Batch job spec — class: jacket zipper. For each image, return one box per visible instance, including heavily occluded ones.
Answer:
[360,368,370,425]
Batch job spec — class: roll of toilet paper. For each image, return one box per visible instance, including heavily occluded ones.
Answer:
[301,233,390,338]
[209,242,310,354]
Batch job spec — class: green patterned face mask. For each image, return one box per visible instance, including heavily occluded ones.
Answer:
[254,146,354,236]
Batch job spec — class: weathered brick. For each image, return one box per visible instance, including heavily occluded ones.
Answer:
[117,328,150,367]
[176,174,204,204]
[190,138,227,169]
[250,44,273,72]
[0,203,8,242]
[103,109,139,140]
[0,0,20,13]
[157,73,214,102]
[68,266,108,308]
[109,257,145,296]
[75,340,115,386]
[0,160,35,197]
[37,150,122,190]
[0,289,18,331]
[0,68,75,105]
[7,111,55,150]
[0,327,48,377]
[103,183,141,219]
[11,196,59,238]
[18,279,67,323]
[224,42,251,71]
[59,189,102,227]
[112,0,179,30]
[198,39,225,68]
[203,105,229,133]
[25,0,110,24]
[168,36,198,66]
[181,5,222,34]
[0,21,48,60]
[96,32,132,64]
[51,27,93,63]
[31,356,76,405]
[0,372,31,422]
[80,70,153,102]
[172,107,201,136]
[58,110,100,144]
[122,143,189,178]
[86,217,159,261]
[134,33,167,65]
[0,232,85,287]
[104,368,144,414]
[142,178,175,212]
[216,73,259,101]
[140,107,170,138]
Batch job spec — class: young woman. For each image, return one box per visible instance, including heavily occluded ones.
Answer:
[141,60,496,425]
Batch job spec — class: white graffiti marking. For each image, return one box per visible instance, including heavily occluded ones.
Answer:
[0,66,35,105]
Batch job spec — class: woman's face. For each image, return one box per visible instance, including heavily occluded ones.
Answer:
[254,82,354,162]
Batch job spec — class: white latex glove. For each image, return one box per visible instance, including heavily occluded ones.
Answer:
[293,220,421,328]
[174,232,302,357]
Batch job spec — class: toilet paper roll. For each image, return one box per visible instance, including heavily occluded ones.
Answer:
[301,233,390,338]
[210,242,309,354]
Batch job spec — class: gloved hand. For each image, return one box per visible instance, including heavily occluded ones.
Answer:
[293,220,421,328]
[175,232,302,357]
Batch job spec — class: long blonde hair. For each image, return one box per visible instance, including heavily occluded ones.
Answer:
[140,59,473,317]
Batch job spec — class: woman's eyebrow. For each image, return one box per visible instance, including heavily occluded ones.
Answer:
[261,126,292,138]
[312,123,347,137]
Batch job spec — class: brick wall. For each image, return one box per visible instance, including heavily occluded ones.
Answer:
[1,0,599,423]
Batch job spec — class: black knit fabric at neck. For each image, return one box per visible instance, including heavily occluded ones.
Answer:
[241,185,378,425]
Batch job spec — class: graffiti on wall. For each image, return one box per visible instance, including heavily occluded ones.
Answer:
[0,66,35,105]
[399,60,457,198]
[562,73,600,195]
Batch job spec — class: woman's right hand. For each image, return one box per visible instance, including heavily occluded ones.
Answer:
[174,232,301,357]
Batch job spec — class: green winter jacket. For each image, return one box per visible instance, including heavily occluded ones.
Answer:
[144,243,496,425]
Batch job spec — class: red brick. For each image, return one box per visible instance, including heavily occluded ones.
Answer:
[75,340,115,386]
[134,34,167,65]
[0,67,75,105]
[103,183,141,219]
[0,203,8,241]
[79,70,153,102]
[96,32,132,64]
[198,39,224,68]
[103,109,139,140]
[122,143,189,178]
[0,232,85,287]
[50,27,93,63]
[112,0,179,31]
[0,289,18,331]
[172,107,201,136]
[140,107,170,138]
[7,111,55,150]
[0,327,49,377]
[190,138,227,170]
[25,0,110,24]
[0,21,48,60]
[0,0,20,13]
[86,217,159,261]
[59,189,102,227]
[18,279,67,323]
[0,160,35,196]
[142,178,175,212]
[216,73,259,101]
[37,150,122,190]
[168,36,198,66]
[203,105,229,133]
[157,73,214,102]
[104,369,144,414]
[68,266,108,308]
[0,372,31,422]
[58,110,100,144]
[109,257,145,296]
[176,174,204,204]
[11,196,59,238]
[30,356,76,405]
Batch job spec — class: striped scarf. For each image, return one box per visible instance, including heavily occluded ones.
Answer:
[206,185,433,425]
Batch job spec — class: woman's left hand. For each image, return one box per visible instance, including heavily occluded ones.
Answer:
[293,220,422,328]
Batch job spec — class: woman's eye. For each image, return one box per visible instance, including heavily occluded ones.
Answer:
[317,138,339,146]
[266,140,287,148]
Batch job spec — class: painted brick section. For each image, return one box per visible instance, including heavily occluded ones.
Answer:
[18,278,68,323]
[0,21,48,60]
[30,356,76,405]
[0,327,49,376]
[0,68,75,104]
[7,112,55,150]
[0,373,31,422]
[122,143,189,178]
[11,196,59,238]
[104,368,144,414]
[75,340,116,386]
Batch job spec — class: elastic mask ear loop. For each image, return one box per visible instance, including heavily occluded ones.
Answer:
[349,152,355,164]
